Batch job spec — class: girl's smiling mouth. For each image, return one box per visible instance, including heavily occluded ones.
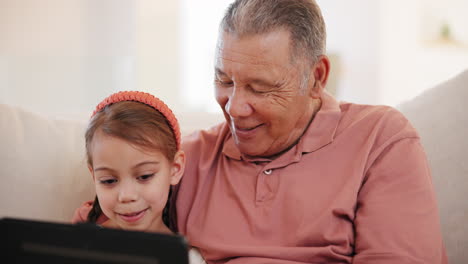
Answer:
[117,208,149,223]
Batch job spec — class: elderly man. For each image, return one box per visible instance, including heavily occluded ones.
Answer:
[172,0,447,263]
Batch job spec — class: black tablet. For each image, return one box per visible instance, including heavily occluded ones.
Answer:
[1,217,189,264]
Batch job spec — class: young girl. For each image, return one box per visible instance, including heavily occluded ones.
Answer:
[72,91,205,264]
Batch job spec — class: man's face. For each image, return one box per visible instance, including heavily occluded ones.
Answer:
[215,29,316,158]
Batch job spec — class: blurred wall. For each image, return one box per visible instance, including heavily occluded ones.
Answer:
[0,0,180,119]
[379,0,468,106]
[319,0,468,106]
[1,0,467,121]
[318,0,381,105]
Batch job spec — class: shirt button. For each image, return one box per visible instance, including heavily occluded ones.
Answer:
[263,169,273,175]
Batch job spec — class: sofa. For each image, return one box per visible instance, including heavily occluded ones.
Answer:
[1,70,467,263]
[397,69,468,263]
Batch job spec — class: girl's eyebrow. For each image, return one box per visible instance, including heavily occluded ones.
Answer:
[132,161,160,169]
[93,166,115,173]
[93,161,160,172]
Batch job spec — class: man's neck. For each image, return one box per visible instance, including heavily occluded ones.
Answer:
[247,98,322,161]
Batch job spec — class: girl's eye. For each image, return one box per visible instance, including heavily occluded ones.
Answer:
[99,179,117,185]
[138,174,154,181]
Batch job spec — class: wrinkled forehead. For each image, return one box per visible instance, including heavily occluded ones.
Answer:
[215,30,294,67]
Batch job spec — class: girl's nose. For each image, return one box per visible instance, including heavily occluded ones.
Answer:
[117,183,138,203]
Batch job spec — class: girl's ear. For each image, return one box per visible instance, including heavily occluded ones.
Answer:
[88,165,95,181]
[170,150,186,185]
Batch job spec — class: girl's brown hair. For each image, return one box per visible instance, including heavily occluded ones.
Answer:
[85,101,177,230]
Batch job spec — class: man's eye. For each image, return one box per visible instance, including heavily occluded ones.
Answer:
[252,88,268,94]
[249,84,270,94]
[216,79,233,86]
[138,174,154,181]
[99,179,117,185]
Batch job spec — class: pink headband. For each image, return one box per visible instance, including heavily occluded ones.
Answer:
[92,91,181,150]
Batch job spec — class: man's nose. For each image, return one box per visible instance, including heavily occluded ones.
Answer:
[225,86,253,118]
[118,183,138,203]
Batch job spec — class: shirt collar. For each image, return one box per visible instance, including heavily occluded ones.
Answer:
[222,92,342,162]
[299,91,341,154]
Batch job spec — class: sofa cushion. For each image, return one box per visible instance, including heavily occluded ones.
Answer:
[0,104,93,222]
[397,69,468,263]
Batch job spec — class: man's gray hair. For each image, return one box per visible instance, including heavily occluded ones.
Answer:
[220,0,326,64]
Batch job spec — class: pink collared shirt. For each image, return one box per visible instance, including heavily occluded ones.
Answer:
[172,93,447,264]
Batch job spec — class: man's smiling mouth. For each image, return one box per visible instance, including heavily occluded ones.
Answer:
[233,123,264,139]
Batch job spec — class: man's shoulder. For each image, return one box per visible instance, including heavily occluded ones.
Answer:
[181,121,229,152]
[340,102,403,120]
[337,102,418,140]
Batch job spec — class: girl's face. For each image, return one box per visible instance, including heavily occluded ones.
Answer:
[89,131,184,233]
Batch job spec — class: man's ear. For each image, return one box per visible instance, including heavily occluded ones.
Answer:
[309,55,330,99]
[170,150,186,185]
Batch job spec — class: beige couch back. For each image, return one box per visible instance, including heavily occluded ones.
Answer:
[0,105,92,222]
[398,69,468,264]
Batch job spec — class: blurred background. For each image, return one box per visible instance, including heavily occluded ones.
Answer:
[1,0,467,128]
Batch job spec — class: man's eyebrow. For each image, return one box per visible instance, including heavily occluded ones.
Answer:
[215,68,227,77]
[250,78,278,88]
[215,69,279,88]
